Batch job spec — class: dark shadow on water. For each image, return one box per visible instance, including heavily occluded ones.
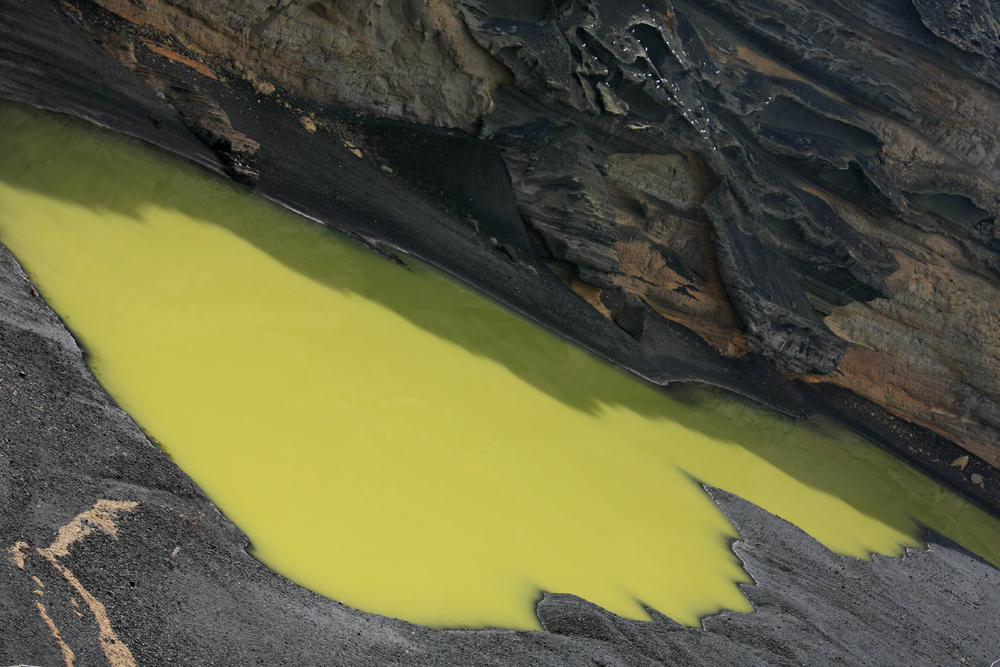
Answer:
[2,100,997,562]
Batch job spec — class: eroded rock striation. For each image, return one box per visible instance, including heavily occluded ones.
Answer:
[22,0,1000,466]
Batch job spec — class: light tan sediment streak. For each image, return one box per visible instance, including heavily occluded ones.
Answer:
[35,499,139,667]
[36,551,138,667]
[45,499,139,558]
[9,501,139,667]
[34,599,77,667]
[9,540,30,568]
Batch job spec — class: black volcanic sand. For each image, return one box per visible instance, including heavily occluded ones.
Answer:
[2,0,1000,664]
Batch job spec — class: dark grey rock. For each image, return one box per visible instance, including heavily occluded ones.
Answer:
[490,122,621,283]
[912,0,1000,57]
[462,0,901,375]
[707,188,848,375]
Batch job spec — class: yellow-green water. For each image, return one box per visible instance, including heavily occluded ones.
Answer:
[1,102,999,630]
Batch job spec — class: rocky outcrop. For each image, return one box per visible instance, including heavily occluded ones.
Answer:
[85,23,261,184]
[457,0,1000,463]
[87,0,513,131]
[490,122,620,286]
[457,0,891,378]
[49,0,1000,465]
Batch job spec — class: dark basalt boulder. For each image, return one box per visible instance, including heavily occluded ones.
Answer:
[489,121,621,286]
[706,187,848,375]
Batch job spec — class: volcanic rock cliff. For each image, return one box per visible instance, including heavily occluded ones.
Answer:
[56,0,1000,468]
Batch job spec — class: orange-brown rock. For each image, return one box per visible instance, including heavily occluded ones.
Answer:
[89,0,513,132]
[806,226,1000,467]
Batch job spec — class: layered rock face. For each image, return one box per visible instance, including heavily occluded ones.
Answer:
[88,0,513,131]
[84,0,1000,466]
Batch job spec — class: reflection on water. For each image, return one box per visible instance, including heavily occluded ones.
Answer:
[1,102,999,629]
